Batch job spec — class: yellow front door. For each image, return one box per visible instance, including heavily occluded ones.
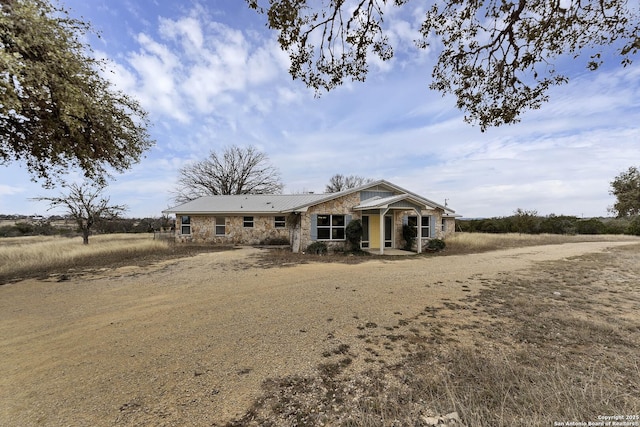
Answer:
[369,215,380,249]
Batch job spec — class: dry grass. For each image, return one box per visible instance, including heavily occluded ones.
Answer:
[0,234,168,282]
[226,243,640,426]
[443,232,640,254]
[0,233,229,284]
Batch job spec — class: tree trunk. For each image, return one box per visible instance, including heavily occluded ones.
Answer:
[82,228,90,245]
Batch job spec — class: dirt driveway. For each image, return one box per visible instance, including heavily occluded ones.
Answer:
[0,241,636,426]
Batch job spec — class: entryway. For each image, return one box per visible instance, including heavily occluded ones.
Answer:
[361,214,393,251]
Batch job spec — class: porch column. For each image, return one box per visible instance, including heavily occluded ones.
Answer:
[379,208,389,255]
[416,209,422,254]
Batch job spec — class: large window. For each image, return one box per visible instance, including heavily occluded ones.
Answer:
[408,216,430,238]
[215,216,226,235]
[180,215,191,235]
[317,214,345,240]
[274,216,286,228]
[243,216,254,228]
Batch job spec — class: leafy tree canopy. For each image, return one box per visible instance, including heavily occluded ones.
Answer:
[610,166,640,217]
[247,0,639,130]
[172,145,284,204]
[0,0,153,186]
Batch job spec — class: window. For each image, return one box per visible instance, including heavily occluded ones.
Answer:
[243,216,254,228]
[442,218,446,232]
[180,215,191,235]
[361,216,369,248]
[274,216,286,228]
[408,216,430,238]
[317,214,346,240]
[215,216,226,235]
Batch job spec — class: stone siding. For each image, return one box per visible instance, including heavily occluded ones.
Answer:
[300,192,362,252]
[175,214,290,245]
[394,209,453,251]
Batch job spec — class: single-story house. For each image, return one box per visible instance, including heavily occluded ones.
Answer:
[162,180,460,254]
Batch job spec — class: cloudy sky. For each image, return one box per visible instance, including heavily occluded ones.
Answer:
[1,0,639,219]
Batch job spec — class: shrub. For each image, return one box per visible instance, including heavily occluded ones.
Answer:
[575,218,605,235]
[627,216,640,236]
[306,241,328,255]
[14,222,34,234]
[345,219,363,250]
[402,224,415,251]
[427,238,446,251]
[260,237,290,246]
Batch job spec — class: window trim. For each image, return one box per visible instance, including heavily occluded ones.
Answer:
[274,216,286,228]
[215,216,226,235]
[316,214,346,241]
[243,216,254,228]
[180,215,191,235]
[408,215,430,238]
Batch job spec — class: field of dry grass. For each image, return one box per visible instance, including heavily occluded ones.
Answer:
[443,232,640,254]
[0,233,228,284]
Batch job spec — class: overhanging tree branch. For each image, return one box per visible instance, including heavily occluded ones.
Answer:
[248,0,639,130]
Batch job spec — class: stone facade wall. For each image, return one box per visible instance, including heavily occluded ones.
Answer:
[175,214,290,245]
[300,192,362,252]
[442,217,456,237]
[393,209,453,251]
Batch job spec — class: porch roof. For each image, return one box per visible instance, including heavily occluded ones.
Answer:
[353,194,428,210]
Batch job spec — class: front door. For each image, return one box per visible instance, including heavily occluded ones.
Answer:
[368,215,381,249]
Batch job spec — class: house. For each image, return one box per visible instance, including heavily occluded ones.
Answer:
[162,180,459,254]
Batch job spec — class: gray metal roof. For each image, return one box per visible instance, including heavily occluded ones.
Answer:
[163,194,329,214]
[162,179,458,216]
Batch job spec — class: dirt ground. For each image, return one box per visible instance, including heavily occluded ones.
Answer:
[0,241,637,426]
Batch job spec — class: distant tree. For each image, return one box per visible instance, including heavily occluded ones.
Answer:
[34,182,126,244]
[0,0,153,186]
[325,174,374,193]
[575,218,605,235]
[511,208,539,234]
[248,0,639,130]
[627,216,640,236]
[172,145,284,204]
[609,166,640,217]
[539,214,577,235]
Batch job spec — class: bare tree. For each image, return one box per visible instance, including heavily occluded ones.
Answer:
[325,174,374,193]
[173,145,284,204]
[34,182,126,244]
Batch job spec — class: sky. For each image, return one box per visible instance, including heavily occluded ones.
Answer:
[1,0,639,219]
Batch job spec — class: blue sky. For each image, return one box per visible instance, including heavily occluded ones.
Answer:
[1,1,639,218]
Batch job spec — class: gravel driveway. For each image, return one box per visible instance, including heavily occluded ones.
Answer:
[0,241,635,426]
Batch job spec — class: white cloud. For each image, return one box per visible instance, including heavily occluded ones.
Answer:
[0,184,23,197]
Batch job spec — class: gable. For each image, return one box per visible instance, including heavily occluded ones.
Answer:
[360,190,394,201]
